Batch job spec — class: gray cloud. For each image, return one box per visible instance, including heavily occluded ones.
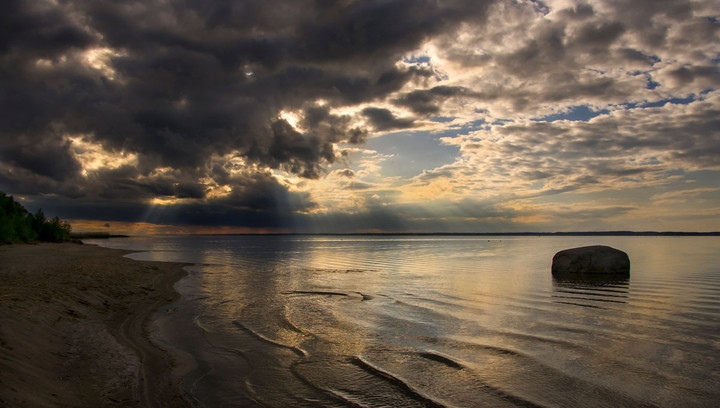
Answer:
[0,135,81,181]
[442,93,720,200]
[337,169,355,178]
[1,0,718,232]
[20,169,316,227]
[0,0,493,193]
[362,107,416,131]
[393,86,479,115]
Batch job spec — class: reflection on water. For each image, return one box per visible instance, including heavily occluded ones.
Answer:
[88,235,720,407]
[552,278,630,308]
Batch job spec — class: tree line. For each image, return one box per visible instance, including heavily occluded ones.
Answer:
[0,192,72,243]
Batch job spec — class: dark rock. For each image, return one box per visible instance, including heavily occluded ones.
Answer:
[552,245,630,277]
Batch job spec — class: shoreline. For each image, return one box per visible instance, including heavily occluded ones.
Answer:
[0,242,192,407]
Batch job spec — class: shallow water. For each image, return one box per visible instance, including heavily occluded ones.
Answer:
[88,235,720,407]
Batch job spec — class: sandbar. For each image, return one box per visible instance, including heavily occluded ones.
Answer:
[0,242,191,407]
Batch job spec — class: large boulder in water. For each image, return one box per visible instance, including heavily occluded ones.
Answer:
[552,245,630,277]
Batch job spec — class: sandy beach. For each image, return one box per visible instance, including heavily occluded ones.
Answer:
[0,242,191,408]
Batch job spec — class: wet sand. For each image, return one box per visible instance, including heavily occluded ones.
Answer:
[0,242,191,408]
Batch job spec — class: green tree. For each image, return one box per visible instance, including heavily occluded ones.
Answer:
[0,192,71,243]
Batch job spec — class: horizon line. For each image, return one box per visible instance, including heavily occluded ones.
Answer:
[76,231,720,237]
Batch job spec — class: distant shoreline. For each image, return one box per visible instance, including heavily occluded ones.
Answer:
[323,231,720,236]
[142,231,720,237]
[70,232,130,239]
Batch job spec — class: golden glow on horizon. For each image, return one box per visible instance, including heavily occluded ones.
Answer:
[69,219,290,235]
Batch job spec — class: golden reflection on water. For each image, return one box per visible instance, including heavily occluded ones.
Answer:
[111,235,720,407]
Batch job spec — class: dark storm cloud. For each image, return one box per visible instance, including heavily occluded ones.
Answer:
[362,108,415,131]
[0,0,94,56]
[0,136,81,181]
[3,0,718,232]
[0,0,494,197]
[295,0,492,64]
[393,86,479,115]
[24,196,297,229]
[217,171,316,212]
[0,0,498,223]
[174,182,207,199]
[22,169,316,227]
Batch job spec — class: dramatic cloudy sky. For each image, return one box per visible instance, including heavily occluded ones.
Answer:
[1,0,719,233]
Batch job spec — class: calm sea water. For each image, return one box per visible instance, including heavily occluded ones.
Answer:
[87,235,720,407]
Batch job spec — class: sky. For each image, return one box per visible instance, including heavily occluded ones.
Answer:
[1,0,719,234]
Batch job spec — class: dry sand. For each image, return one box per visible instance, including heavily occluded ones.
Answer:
[0,242,192,408]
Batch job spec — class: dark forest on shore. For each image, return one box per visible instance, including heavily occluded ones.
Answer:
[0,192,72,243]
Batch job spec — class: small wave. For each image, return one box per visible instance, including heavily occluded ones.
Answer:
[443,333,584,355]
[554,283,630,293]
[355,292,375,301]
[281,317,306,335]
[439,341,649,407]
[553,300,606,309]
[314,268,378,274]
[232,321,308,358]
[554,289,629,299]
[474,344,523,357]
[193,315,212,333]
[289,362,370,408]
[322,388,374,408]
[242,377,265,407]
[285,290,375,302]
[417,351,464,369]
[350,355,449,408]
[354,354,547,408]
[284,290,349,297]
[551,294,627,304]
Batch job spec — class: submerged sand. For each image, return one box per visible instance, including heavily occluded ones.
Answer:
[0,242,191,408]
